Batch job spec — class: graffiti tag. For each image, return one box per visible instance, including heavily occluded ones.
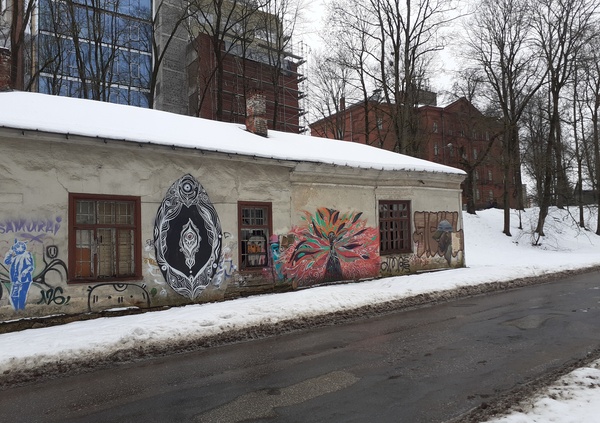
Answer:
[0,216,62,235]
[37,286,71,306]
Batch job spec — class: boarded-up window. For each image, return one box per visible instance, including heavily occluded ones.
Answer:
[379,200,411,254]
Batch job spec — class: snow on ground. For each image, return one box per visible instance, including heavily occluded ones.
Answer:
[2,206,600,421]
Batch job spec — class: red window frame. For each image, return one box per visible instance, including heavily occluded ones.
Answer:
[68,193,142,282]
[238,201,272,271]
[379,200,412,254]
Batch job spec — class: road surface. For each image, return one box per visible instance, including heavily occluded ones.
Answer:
[2,271,600,422]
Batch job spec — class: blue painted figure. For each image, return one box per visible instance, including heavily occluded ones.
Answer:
[4,239,34,310]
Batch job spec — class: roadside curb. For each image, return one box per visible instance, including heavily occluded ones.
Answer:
[2,266,600,389]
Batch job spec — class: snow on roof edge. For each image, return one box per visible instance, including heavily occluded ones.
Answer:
[0,91,465,176]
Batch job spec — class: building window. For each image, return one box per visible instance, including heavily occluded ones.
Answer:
[432,121,438,133]
[69,194,141,282]
[377,116,383,130]
[379,200,411,254]
[434,143,439,156]
[488,170,493,183]
[473,148,478,159]
[238,202,272,269]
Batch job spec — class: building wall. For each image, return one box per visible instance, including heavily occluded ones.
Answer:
[188,33,302,133]
[310,99,516,210]
[0,131,464,321]
[153,0,190,115]
[34,0,152,106]
[418,103,512,209]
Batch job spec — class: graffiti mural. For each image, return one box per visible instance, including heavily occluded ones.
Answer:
[213,232,241,288]
[154,174,223,299]
[87,283,151,312]
[3,239,34,310]
[0,220,68,311]
[278,208,380,287]
[413,211,464,266]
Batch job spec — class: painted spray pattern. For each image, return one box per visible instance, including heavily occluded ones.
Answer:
[278,208,379,287]
[413,211,463,266]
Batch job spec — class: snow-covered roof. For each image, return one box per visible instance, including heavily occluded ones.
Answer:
[0,91,464,175]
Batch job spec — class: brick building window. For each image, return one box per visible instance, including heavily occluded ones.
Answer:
[69,194,141,281]
[379,200,411,254]
[238,202,272,269]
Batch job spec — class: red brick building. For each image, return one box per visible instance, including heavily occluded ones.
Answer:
[188,33,305,133]
[311,97,514,210]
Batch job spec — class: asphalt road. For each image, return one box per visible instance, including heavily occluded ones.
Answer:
[3,271,600,423]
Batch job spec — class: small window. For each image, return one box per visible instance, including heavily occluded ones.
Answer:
[488,170,493,182]
[69,194,141,282]
[379,200,411,254]
[434,143,439,156]
[377,117,383,130]
[473,148,478,159]
[432,122,438,133]
[238,202,272,270]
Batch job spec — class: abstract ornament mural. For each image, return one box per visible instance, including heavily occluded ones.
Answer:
[154,174,222,299]
[279,208,380,287]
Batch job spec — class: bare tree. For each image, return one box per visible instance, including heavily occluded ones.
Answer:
[530,0,599,236]
[187,0,265,120]
[369,0,457,156]
[324,0,382,146]
[463,0,545,235]
[578,25,600,234]
[521,91,552,224]
[449,68,502,214]
[308,52,353,139]
[5,0,36,89]
[149,0,192,109]
[257,0,303,130]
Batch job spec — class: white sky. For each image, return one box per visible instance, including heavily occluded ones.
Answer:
[2,206,600,421]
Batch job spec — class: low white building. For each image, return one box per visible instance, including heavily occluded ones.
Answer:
[0,90,465,321]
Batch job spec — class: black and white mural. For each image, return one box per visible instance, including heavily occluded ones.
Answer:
[154,174,223,299]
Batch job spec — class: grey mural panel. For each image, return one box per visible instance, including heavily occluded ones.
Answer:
[154,174,222,299]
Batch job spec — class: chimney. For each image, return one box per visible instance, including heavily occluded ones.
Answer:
[0,48,11,92]
[246,90,268,137]
[340,97,345,111]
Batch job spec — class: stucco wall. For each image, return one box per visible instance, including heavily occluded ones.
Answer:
[0,131,465,321]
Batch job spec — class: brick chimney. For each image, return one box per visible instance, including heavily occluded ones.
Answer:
[0,48,11,92]
[246,90,268,137]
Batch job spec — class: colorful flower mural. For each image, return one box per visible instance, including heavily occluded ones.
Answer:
[278,208,379,287]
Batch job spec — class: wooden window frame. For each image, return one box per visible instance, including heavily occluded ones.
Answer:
[237,201,272,271]
[68,193,142,283]
[378,200,412,255]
